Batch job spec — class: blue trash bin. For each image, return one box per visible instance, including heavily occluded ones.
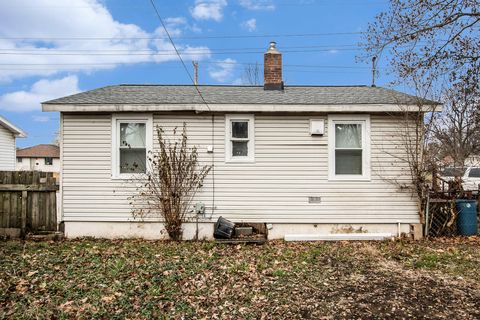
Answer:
[455,200,478,236]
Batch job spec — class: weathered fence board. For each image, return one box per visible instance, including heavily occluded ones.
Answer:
[0,171,59,237]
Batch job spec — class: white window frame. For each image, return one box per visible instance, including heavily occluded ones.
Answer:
[328,114,371,181]
[111,114,153,179]
[225,114,255,163]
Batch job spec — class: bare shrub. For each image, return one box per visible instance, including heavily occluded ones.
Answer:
[129,123,211,240]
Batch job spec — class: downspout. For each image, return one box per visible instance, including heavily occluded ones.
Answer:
[424,192,430,237]
[211,113,215,217]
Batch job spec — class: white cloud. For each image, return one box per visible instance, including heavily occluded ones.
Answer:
[0,76,80,112]
[0,1,211,81]
[190,0,227,21]
[241,18,257,32]
[238,0,275,10]
[32,115,50,122]
[208,58,236,82]
[231,77,243,85]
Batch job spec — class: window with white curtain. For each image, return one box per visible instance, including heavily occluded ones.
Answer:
[112,114,152,179]
[119,122,146,173]
[328,115,370,180]
[225,114,255,162]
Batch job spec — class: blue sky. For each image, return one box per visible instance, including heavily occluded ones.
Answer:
[0,0,393,148]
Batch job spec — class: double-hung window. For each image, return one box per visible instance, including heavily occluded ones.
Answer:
[112,114,152,179]
[225,114,254,162]
[328,115,370,180]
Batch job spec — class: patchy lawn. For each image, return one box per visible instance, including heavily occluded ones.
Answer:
[1,238,480,319]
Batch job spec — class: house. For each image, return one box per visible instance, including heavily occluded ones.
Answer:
[465,155,480,167]
[42,42,439,240]
[16,144,61,174]
[0,115,26,171]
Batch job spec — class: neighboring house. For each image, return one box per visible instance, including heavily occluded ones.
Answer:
[42,42,439,240]
[0,115,26,171]
[465,155,480,167]
[16,144,61,173]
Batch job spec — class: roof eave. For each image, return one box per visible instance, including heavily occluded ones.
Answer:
[0,116,27,138]
[42,103,443,113]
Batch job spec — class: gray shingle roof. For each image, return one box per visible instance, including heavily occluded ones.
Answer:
[43,85,437,106]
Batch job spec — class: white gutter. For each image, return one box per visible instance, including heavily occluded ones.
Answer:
[42,103,442,113]
[0,115,27,137]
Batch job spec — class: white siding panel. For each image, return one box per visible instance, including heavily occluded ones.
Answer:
[62,113,420,224]
[0,125,15,170]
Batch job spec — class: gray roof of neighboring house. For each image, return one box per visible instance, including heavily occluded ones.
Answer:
[42,85,437,106]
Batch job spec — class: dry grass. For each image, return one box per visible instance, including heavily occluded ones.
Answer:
[1,237,479,319]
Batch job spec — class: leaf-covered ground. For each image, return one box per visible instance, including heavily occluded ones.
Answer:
[1,237,480,319]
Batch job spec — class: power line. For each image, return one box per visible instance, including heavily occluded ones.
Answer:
[0,67,367,74]
[147,0,210,109]
[0,48,360,56]
[0,31,362,41]
[0,1,387,9]
[0,61,378,69]
[0,44,359,52]
[147,0,216,218]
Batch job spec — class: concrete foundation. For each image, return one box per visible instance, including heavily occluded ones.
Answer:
[64,221,215,240]
[63,221,421,240]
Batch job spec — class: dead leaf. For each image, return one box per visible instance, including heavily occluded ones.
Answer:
[101,295,116,303]
[27,271,38,277]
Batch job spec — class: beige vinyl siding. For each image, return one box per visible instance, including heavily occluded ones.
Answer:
[62,112,419,224]
[0,125,16,170]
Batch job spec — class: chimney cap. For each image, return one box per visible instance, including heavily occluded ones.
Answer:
[266,41,280,54]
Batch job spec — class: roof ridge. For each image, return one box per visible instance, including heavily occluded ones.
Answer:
[18,144,59,149]
[116,84,370,88]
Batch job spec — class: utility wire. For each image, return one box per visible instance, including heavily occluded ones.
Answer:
[0,31,362,41]
[0,67,366,74]
[0,48,360,56]
[0,61,378,71]
[0,61,378,69]
[149,0,208,111]
[0,44,359,52]
[148,0,219,218]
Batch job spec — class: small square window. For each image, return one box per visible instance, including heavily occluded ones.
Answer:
[44,157,53,165]
[17,158,22,163]
[225,114,254,163]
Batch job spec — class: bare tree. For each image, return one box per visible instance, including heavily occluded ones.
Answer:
[129,124,211,241]
[434,82,480,168]
[393,81,441,221]
[362,0,480,95]
[242,62,261,85]
[52,130,61,146]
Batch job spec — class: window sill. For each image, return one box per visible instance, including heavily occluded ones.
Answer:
[111,173,148,181]
[328,176,371,182]
[225,158,255,164]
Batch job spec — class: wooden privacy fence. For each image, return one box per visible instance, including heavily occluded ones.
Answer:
[0,171,58,237]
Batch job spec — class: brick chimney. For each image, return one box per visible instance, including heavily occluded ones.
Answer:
[264,41,283,90]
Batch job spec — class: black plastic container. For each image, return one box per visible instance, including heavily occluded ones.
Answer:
[214,216,235,239]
